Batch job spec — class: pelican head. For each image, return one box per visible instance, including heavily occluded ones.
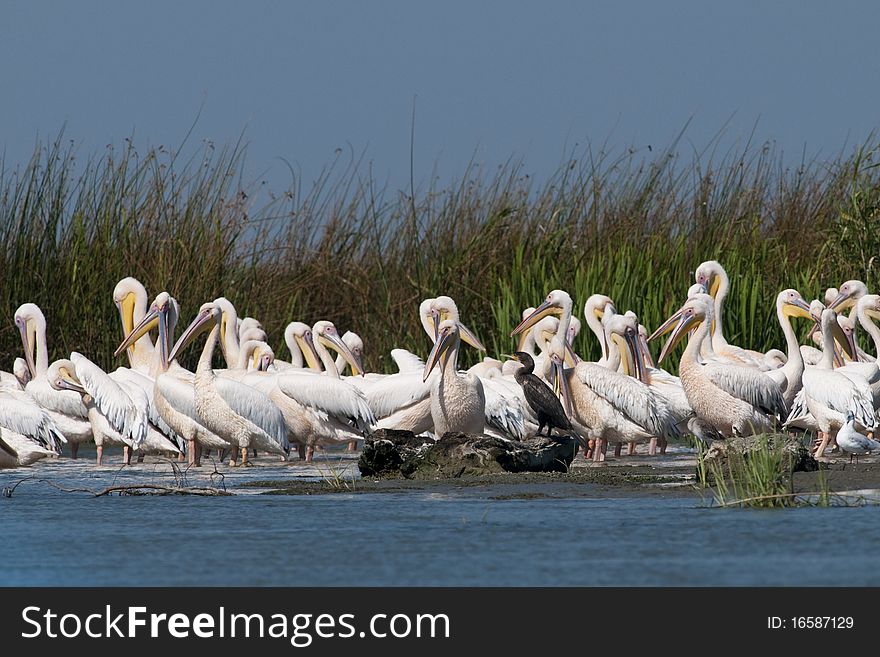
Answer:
[658,295,712,363]
[694,260,727,299]
[423,319,460,382]
[241,340,275,372]
[13,303,45,379]
[829,280,868,312]
[605,313,648,383]
[568,316,582,346]
[427,296,485,351]
[168,302,223,363]
[283,322,321,370]
[13,357,31,388]
[47,359,86,395]
[835,314,860,362]
[511,290,573,337]
[313,321,364,376]
[341,331,365,375]
[778,289,813,319]
[239,317,266,343]
[647,283,708,342]
[858,294,880,322]
[115,292,174,366]
[112,277,149,343]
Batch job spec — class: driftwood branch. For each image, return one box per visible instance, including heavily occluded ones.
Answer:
[2,477,232,498]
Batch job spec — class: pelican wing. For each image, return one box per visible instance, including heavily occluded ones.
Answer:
[362,370,432,418]
[275,372,376,434]
[71,353,147,444]
[575,362,680,440]
[480,377,526,440]
[390,349,425,373]
[113,367,181,445]
[0,389,66,450]
[801,368,875,429]
[214,376,288,448]
[702,362,786,418]
[25,376,88,418]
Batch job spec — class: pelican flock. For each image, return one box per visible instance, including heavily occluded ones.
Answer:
[2,261,879,469]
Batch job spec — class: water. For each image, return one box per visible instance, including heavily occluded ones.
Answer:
[2,455,879,586]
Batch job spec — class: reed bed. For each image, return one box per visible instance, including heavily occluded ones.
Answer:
[1,130,879,373]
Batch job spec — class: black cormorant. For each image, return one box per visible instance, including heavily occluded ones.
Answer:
[509,351,573,438]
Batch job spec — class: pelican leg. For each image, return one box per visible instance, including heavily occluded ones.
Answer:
[614,443,622,457]
[347,440,358,452]
[593,438,606,462]
[297,444,306,460]
[253,448,258,459]
[305,445,315,462]
[123,446,131,466]
[814,432,830,459]
[628,442,637,456]
[241,447,251,467]
[96,445,103,465]
[648,438,658,456]
[69,442,79,460]
[659,437,668,455]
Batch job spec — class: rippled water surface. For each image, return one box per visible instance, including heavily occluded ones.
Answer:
[2,453,879,586]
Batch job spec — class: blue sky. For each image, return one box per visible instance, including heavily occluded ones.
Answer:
[2,1,879,193]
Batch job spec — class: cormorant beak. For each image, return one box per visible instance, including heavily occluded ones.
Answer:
[423,328,455,382]
[319,331,364,377]
[648,308,682,342]
[168,308,215,364]
[659,311,699,363]
[511,300,559,336]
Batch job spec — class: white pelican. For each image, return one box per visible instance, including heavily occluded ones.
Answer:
[278,321,322,371]
[335,331,364,375]
[693,260,765,367]
[828,280,868,319]
[786,308,875,458]
[167,301,289,466]
[116,293,235,466]
[356,296,523,439]
[513,290,679,460]
[15,303,92,457]
[658,294,786,437]
[0,387,65,467]
[47,354,180,464]
[423,319,486,435]
[113,277,156,373]
[836,411,880,463]
[583,294,616,365]
[856,294,880,358]
[760,290,813,407]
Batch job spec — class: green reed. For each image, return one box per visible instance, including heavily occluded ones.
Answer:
[1,129,879,373]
